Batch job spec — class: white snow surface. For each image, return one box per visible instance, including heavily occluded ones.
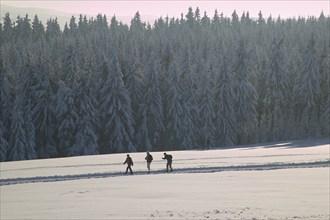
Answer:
[1,139,329,219]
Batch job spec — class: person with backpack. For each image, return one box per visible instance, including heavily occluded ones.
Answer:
[123,154,134,175]
[162,153,173,172]
[145,152,153,173]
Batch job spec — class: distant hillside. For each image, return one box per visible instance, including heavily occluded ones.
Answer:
[1,4,80,29]
[1,4,157,29]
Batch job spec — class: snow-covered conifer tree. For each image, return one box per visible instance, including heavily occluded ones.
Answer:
[164,57,184,149]
[179,48,198,149]
[255,53,268,142]
[55,45,84,156]
[8,98,26,161]
[130,11,145,33]
[198,62,216,149]
[12,58,38,159]
[24,102,37,160]
[0,58,13,131]
[2,12,14,42]
[185,7,195,28]
[32,15,45,41]
[69,16,78,35]
[232,39,258,144]
[126,46,144,131]
[72,57,99,155]
[319,47,330,136]
[98,53,135,153]
[214,56,236,147]
[45,18,61,40]
[32,59,57,158]
[62,45,78,87]
[292,35,321,137]
[136,55,164,151]
[55,80,79,156]
[231,10,239,27]
[201,11,211,26]
[262,39,288,141]
[0,120,8,161]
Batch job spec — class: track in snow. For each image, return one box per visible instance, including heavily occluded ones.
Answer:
[1,160,328,186]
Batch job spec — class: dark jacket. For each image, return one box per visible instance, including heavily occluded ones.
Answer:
[124,157,133,166]
[145,154,153,163]
[162,154,172,162]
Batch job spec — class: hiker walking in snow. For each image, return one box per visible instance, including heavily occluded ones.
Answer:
[123,154,134,175]
[162,153,173,172]
[145,152,153,173]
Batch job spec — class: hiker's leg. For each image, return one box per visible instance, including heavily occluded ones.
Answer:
[147,162,150,172]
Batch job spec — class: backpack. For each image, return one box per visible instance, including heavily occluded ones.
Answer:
[128,157,133,166]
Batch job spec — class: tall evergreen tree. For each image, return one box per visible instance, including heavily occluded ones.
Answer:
[55,80,79,156]
[198,61,216,149]
[24,102,37,160]
[130,11,145,34]
[231,10,239,27]
[201,11,211,26]
[212,9,220,26]
[46,18,61,39]
[164,57,184,149]
[292,35,321,137]
[62,45,79,87]
[0,120,8,161]
[14,14,32,43]
[69,16,78,33]
[32,60,57,158]
[319,47,330,136]
[214,56,236,147]
[186,7,195,28]
[98,54,135,153]
[0,58,13,131]
[126,46,144,126]
[2,12,14,42]
[136,56,164,151]
[232,39,258,144]
[8,98,26,161]
[180,49,198,149]
[32,15,45,41]
[72,57,99,155]
[14,58,38,159]
[194,7,201,24]
[262,39,288,141]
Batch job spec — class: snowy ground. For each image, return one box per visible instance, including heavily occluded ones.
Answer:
[1,139,329,219]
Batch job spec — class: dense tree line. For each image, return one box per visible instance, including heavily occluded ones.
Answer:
[0,8,329,161]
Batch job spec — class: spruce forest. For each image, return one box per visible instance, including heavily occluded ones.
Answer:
[0,8,329,161]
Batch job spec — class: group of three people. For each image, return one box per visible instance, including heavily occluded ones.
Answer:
[123,152,173,175]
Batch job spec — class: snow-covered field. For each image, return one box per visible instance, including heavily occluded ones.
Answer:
[1,139,329,219]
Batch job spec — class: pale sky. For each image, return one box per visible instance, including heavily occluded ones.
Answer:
[2,0,329,20]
